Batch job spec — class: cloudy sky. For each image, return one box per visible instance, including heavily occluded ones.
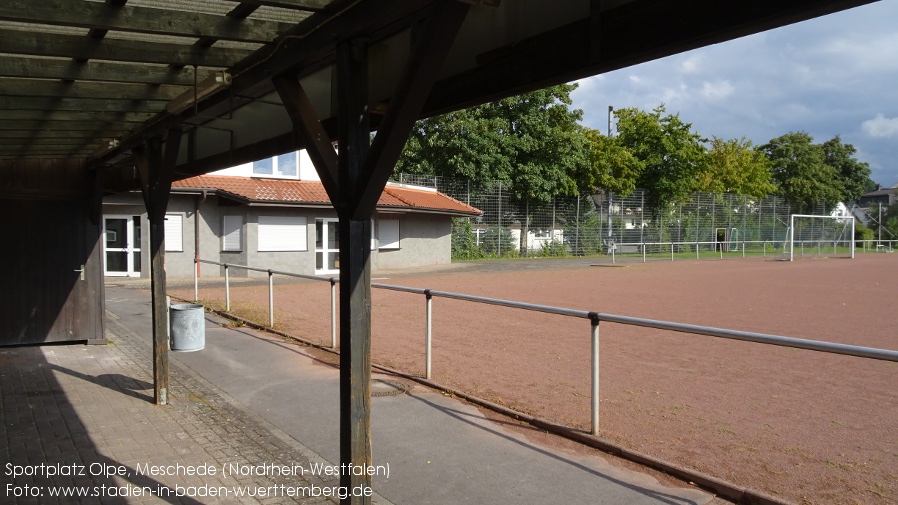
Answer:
[570,1,898,187]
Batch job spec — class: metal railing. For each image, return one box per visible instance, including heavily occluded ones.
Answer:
[597,238,898,263]
[192,257,898,436]
[196,259,339,348]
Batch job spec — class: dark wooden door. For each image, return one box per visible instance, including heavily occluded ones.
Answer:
[0,198,104,346]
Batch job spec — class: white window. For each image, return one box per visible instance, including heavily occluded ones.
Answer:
[277,152,297,176]
[378,219,400,250]
[252,158,273,175]
[223,215,243,251]
[251,153,300,178]
[258,216,307,251]
[164,214,183,252]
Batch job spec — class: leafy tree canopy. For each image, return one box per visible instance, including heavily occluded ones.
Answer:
[760,132,844,213]
[699,137,776,198]
[821,135,873,202]
[579,128,643,196]
[395,84,589,205]
[613,105,709,212]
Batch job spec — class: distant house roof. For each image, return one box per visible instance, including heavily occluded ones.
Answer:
[860,188,897,198]
[172,175,481,217]
[856,185,897,204]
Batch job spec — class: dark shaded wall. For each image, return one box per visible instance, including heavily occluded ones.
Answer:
[0,159,105,346]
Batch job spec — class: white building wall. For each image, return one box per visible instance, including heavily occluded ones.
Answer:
[210,150,320,181]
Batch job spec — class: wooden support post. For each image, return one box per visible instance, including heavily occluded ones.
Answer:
[273,4,471,502]
[336,40,373,503]
[135,128,182,406]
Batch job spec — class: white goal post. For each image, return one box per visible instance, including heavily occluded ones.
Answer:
[789,214,855,261]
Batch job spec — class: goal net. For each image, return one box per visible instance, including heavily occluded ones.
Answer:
[788,214,855,261]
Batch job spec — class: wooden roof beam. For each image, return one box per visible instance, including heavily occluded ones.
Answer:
[0,29,253,67]
[0,120,139,131]
[219,0,331,12]
[0,0,294,43]
[0,56,215,86]
[1,110,154,122]
[0,96,167,112]
[0,79,187,101]
[0,130,132,140]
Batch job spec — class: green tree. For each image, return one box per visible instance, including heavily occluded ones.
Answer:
[613,105,709,212]
[699,137,775,197]
[579,128,642,196]
[821,135,873,202]
[396,84,590,252]
[760,132,843,213]
[396,84,588,201]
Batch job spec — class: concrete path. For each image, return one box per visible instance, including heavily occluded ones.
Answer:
[105,286,712,505]
[0,281,713,504]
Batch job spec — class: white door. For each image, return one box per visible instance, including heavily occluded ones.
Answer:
[104,215,142,277]
[315,218,339,274]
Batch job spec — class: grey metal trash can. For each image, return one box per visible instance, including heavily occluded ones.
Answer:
[170,304,205,352]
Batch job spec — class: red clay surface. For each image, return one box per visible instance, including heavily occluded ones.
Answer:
[172,255,898,505]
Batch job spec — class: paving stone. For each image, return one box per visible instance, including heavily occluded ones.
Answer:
[0,311,345,504]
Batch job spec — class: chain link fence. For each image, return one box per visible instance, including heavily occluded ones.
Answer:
[393,173,856,259]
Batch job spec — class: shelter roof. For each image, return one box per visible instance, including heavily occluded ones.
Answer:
[0,0,878,193]
[172,175,481,216]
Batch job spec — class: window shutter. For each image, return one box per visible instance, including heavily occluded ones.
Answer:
[223,215,243,251]
[164,214,183,252]
[258,216,307,251]
[378,219,400,250]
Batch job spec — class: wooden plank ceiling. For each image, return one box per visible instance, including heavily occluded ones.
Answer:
[0,0,877,190]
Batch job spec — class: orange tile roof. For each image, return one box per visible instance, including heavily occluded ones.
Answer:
[172,175,481,216]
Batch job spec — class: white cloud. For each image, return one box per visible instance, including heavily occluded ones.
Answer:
[570,1,898,185]
[700,80,734,100]
[862,114,898,138]
[679,55,702,74]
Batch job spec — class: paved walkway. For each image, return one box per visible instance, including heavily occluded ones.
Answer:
[0,285,714,504]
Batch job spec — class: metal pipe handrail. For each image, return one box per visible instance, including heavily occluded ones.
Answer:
[197,258,338,283]
[196,257,898,362]
[193,256,898,436]
[374,283,898,362]
[195,258,338,346]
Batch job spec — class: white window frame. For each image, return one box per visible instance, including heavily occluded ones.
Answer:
[252,157,273,175]
[223,215,243,251]
[164,214,183,252]
[378,219,400,250]
[277,152,297,177]
[258,216,308,252]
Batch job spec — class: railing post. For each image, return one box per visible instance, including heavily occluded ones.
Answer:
[742,241,745,258]
[670,243,674,262]
[425,291,433,380]
[611,244,615,264]
[696,241,699,260]
[763,241,766,257]
[268,270,274,328]
[590,316,600,436]
[642,243,646,263]
[225,263,230,311]
[194,258,199,302]
[330,278,337,349]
